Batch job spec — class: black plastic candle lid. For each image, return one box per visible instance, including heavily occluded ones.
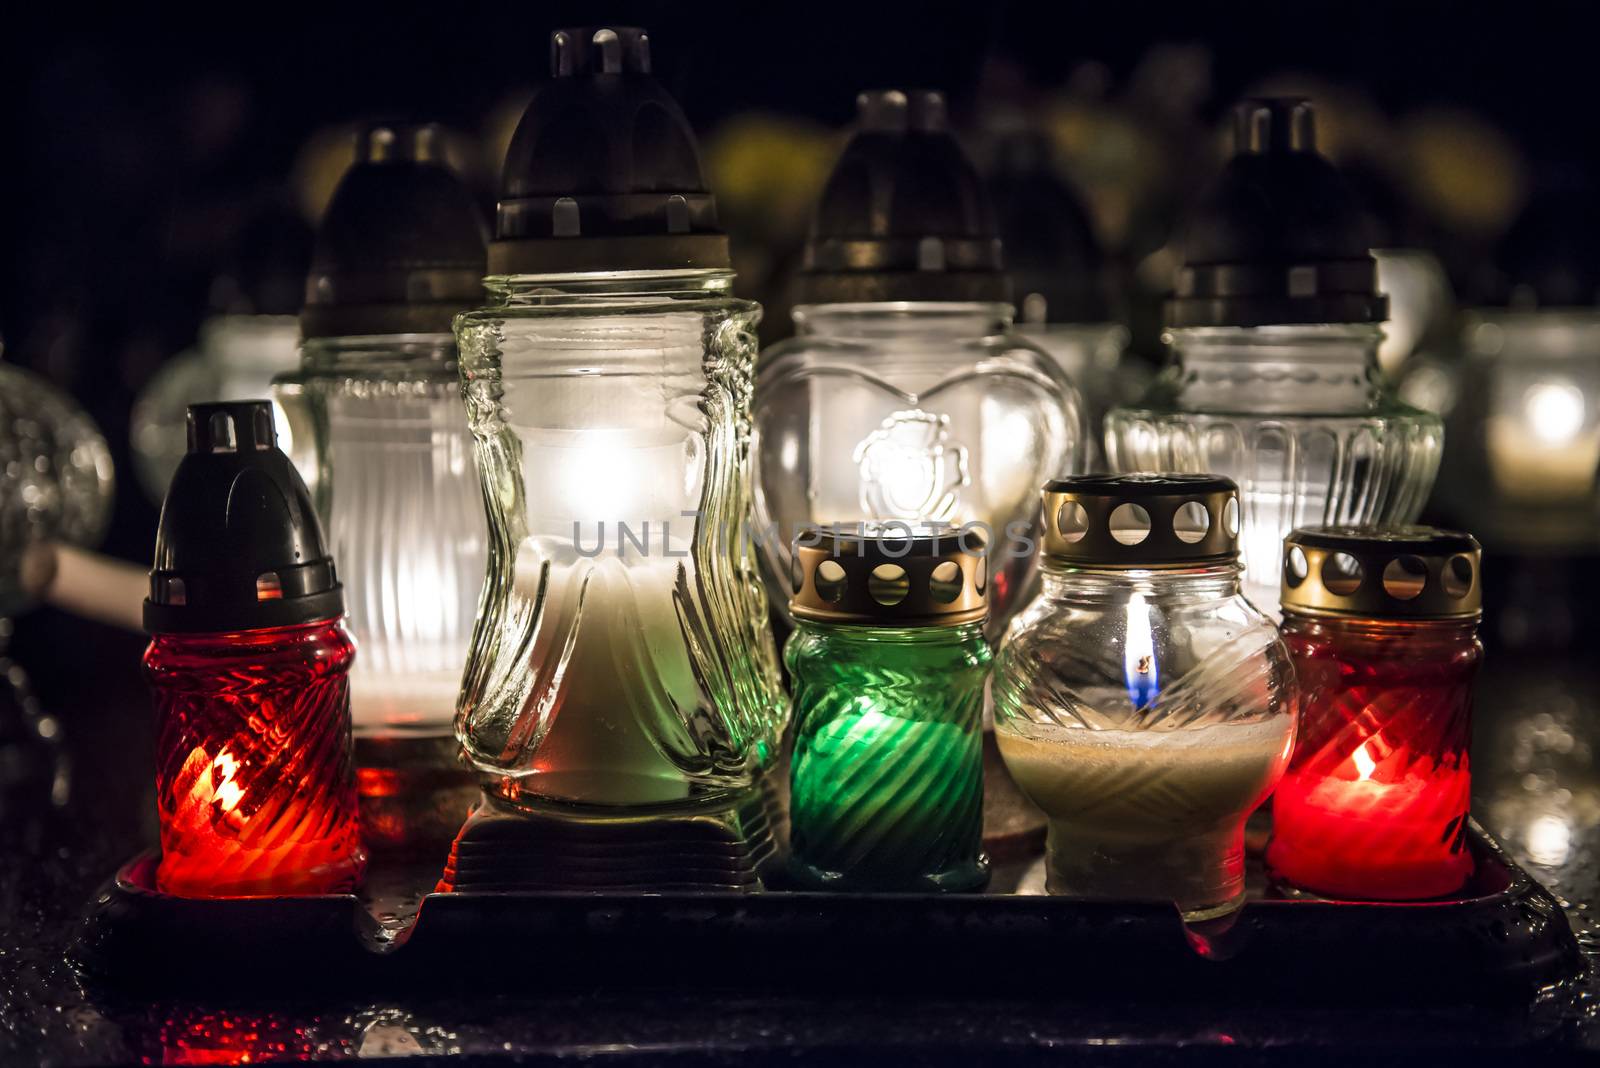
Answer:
[798,89,1008,305]
[145,401,343,634]
[489,26,728,275]
[1166,98,1386,328]
[301,122,488,339]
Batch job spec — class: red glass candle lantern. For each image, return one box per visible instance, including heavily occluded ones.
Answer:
[143,401,365,897]
[1266,526,1482,899]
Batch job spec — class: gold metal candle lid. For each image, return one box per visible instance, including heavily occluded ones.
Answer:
[1041,474,1239,569]
[1281,526,1482,620]
[789,525,988,626]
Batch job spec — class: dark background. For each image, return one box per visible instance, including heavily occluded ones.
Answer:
[2,0,1596,685]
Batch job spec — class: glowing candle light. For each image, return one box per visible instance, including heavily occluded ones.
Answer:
[1267,526,1481,900]
[1123,592,1160,710]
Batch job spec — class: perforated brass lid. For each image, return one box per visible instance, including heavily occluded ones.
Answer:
[1041,474,1239,569]
[789,525,987,626]
[1281,526,1482,620]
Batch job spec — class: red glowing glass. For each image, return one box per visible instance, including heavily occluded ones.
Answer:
[145,618,366,897]
[1267,615,1479,899]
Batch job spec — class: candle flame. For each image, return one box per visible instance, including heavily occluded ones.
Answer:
[1123,592,1159,710]
[1352,741,1377,781]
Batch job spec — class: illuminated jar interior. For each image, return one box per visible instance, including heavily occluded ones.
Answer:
[783,526,991,892]
[754,90,1086,639]
[274,122,490,741]
[453,27,784,811]
[992,475,1295,921]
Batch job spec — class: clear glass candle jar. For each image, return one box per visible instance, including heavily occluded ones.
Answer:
[273,124,489,743]
[454,270,785,809]
[1105,100,1441,617]
[754,90,1086,636]
[785,527,990,891]
[1107,324,1441,614]
[1267,527,1482,900]
[992,475,1295,920]
[275,337,486,738]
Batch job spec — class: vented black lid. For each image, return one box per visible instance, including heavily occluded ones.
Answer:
[989,130,1105,323]
[1167,98,1386,328]
[489,26,728,275]
[798,90,1008,305]
[301,123,488,338]
[145,402,343,634]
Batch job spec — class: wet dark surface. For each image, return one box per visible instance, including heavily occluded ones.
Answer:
[2,611,1598,1065]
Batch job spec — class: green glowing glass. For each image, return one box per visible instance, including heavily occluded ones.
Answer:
[785,621,991,891]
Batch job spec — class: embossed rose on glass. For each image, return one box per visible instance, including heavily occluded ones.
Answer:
[1106,100,1440,617]
[453,27,784,812]
[754,90,1086,636]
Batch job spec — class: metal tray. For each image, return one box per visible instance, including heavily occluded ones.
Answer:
[75,823,1582,1002]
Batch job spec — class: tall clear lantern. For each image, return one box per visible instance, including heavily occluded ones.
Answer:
[753,91,1087,636]
[449,27,784,876]
[1106,100,1441,617]
[273,124,489,765]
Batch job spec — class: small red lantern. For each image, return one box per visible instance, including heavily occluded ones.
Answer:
[143,401,364,897]
[1267,527,1481,900]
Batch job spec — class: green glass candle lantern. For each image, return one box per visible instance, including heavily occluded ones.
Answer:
[785,526,991,891]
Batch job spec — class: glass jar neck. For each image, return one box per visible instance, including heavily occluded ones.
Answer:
[1039,561,1244,603]
[798,619,988,646]
[1162,324,1386,414]
[482,269,741,309]
[1282,611,1481,649]
[300,334,457,373]
[792,302,1015,341]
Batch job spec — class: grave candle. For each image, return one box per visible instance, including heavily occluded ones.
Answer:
[1266,526,1482,899]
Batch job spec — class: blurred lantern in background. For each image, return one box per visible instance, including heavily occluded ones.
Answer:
[1401,188,1600,647]
[1,341,115,619]
[753,90,1087,638]
[128,202,310,503]
[1,340,110,813]
[273,123,489,849]
[1106,99,1441,618]
[987,127,1134,469]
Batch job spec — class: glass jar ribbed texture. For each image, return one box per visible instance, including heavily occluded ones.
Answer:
[274,335,486,738]
[1105,325,1441,616]
[786,620,990,891]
